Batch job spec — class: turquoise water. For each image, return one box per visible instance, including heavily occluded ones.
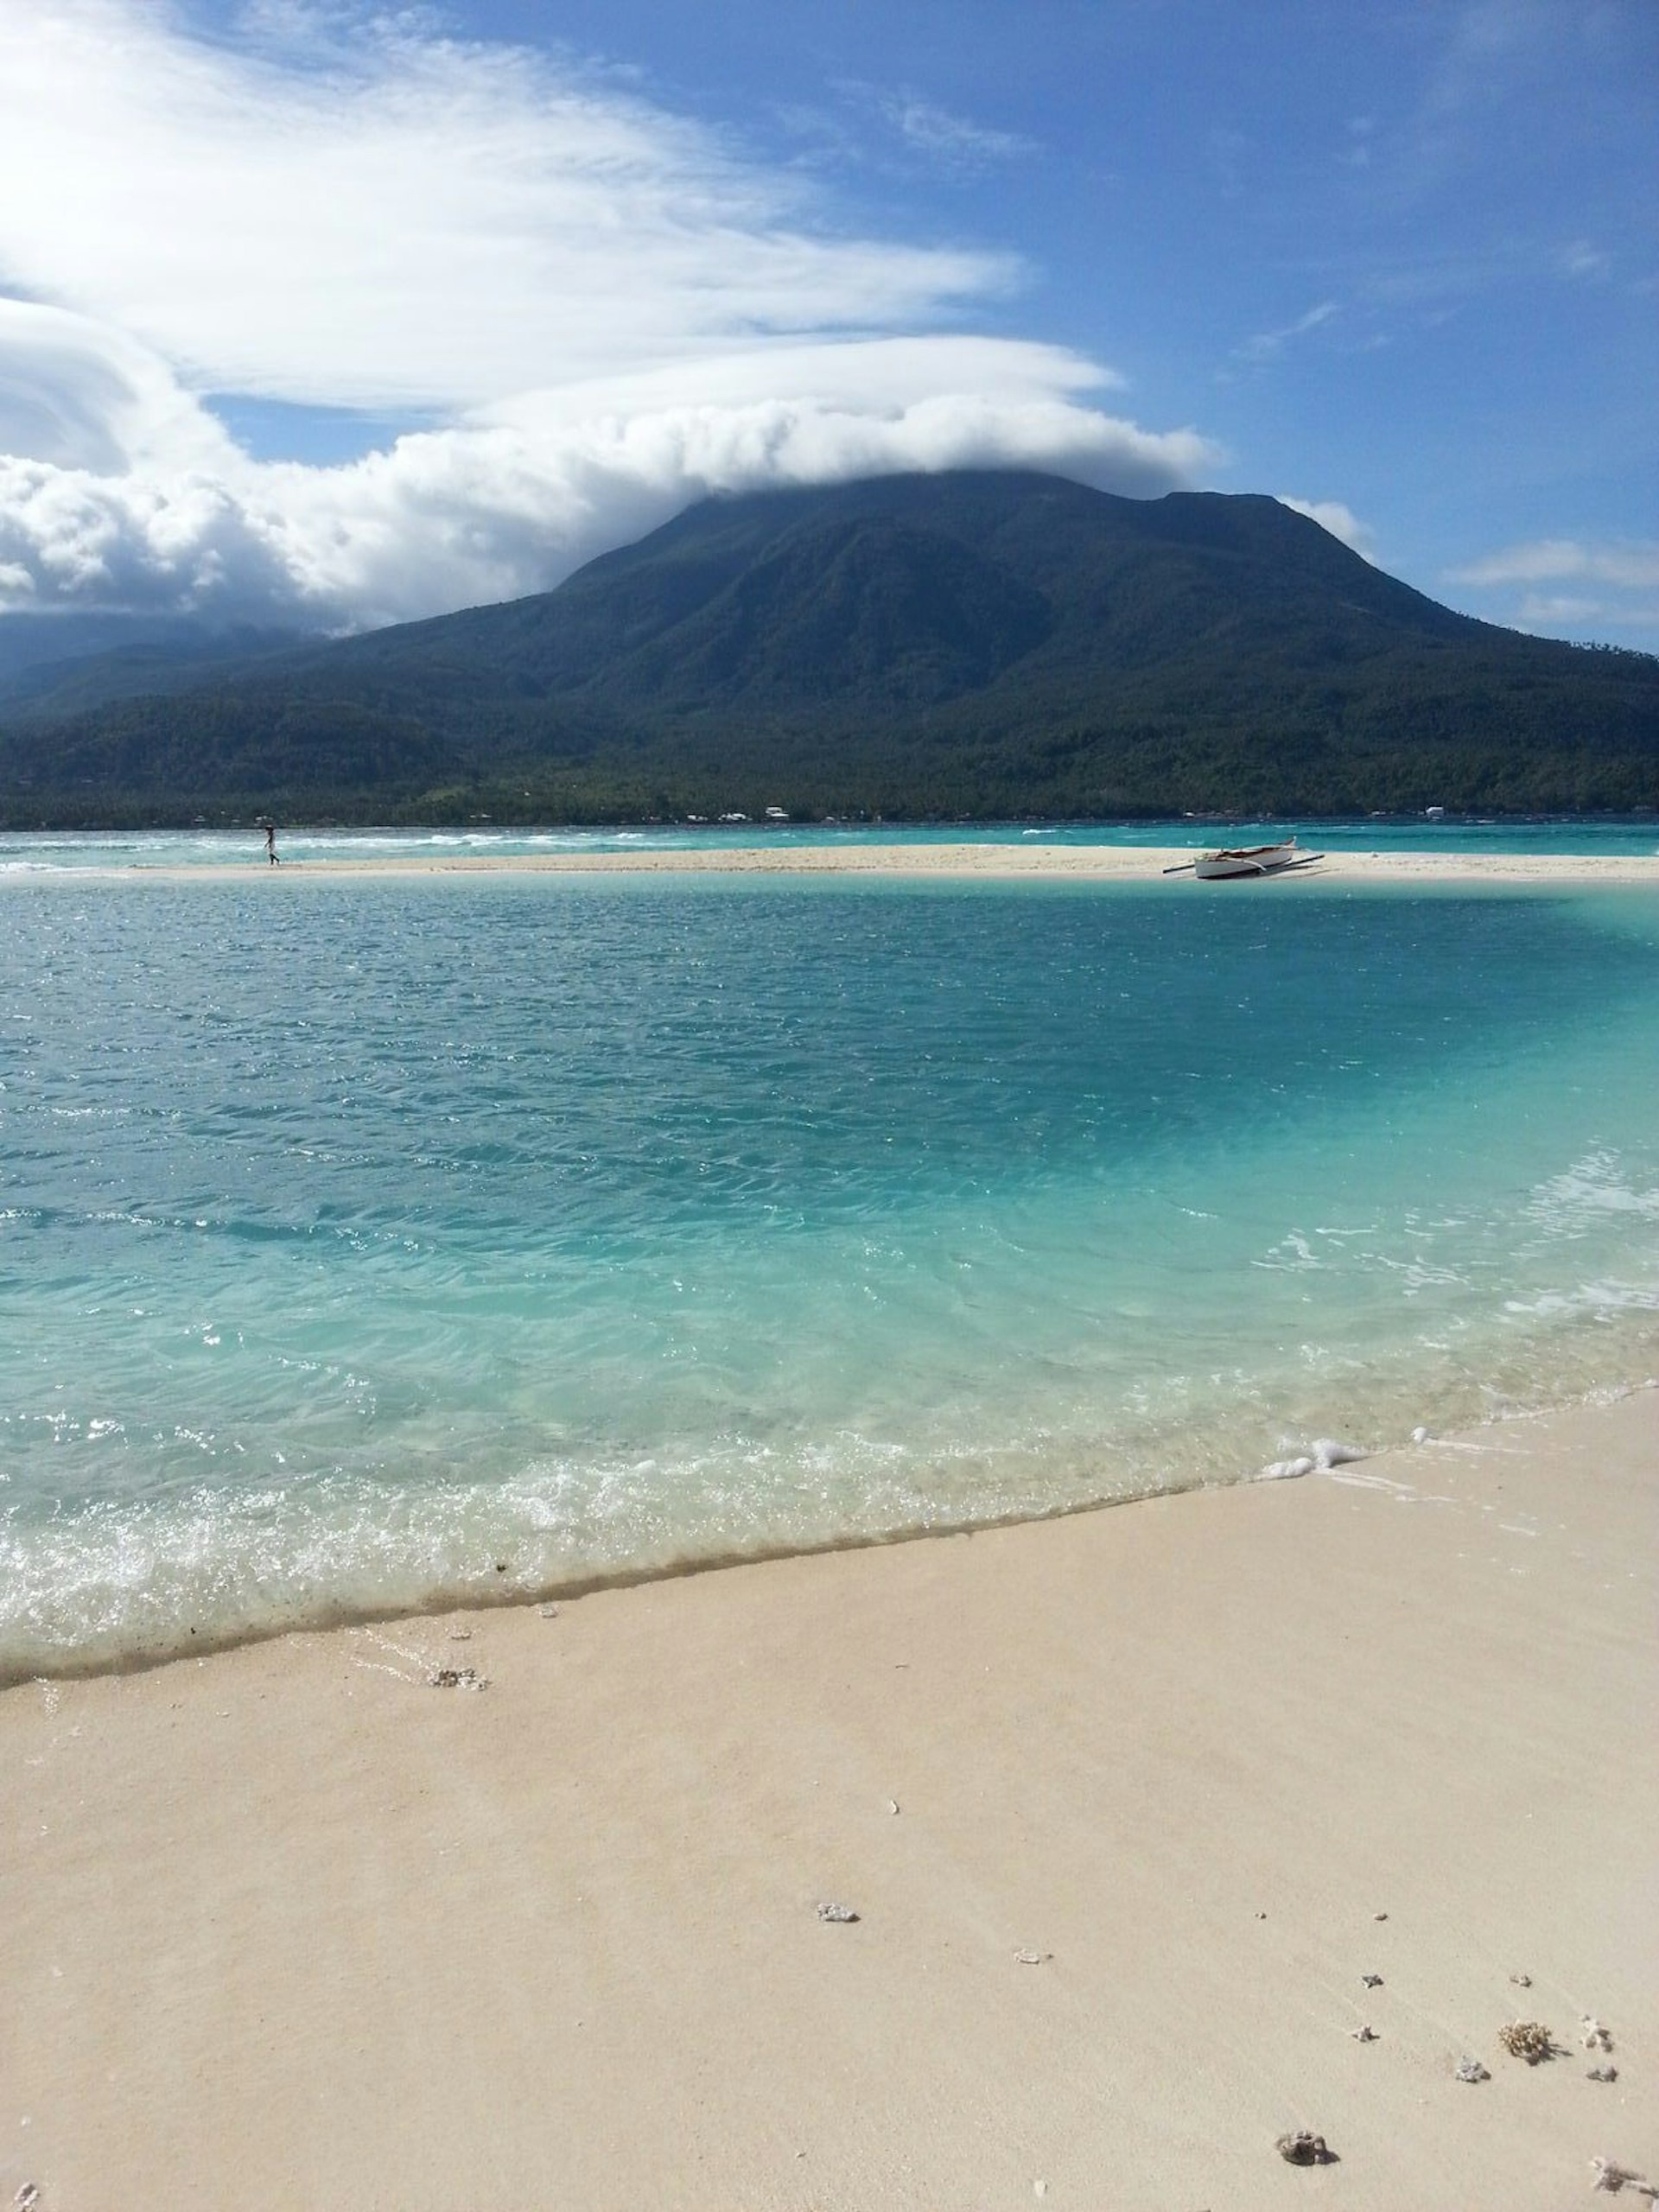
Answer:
[3,874,1657,1677]
[3,816,1659,872]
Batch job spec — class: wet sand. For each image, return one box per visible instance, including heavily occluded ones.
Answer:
[3,1389,1654,2210]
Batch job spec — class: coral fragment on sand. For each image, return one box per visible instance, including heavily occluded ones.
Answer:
[1498,2019,1554,2064]
[1591,2158,1656,2196]
[1582,2016,1614,2051]
[429,1666,486,1690]
[1275,2132,1335,2166]
[817,1901,860,1923]
[1454,2057,1490,2083]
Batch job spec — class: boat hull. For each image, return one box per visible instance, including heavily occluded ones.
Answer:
[1192,841,1298,879]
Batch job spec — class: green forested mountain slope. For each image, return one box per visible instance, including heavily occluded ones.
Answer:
[3,472,1655,823]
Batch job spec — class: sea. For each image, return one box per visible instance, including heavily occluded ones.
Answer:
[3,820,1657,1679]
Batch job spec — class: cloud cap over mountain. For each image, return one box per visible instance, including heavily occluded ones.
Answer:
[0,306,1217,626]
[3,0,1649,648]
[0,3,1216,630]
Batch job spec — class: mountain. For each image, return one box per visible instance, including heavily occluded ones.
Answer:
[3,471,1656,823]
[0,612,218,693]
[0,616,312,715]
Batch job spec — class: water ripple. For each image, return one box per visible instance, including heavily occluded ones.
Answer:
[3,875,1657,1669]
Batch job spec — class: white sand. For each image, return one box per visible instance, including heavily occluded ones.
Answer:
[3,1389,1655,2210]
[6,842,1659,886]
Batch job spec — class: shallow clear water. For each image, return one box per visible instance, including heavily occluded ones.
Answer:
[3,874,1656,1675]
[3,815,1658,873]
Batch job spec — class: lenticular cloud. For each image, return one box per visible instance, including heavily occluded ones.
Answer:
[0,1,1221,631]
[0,310,1218,629]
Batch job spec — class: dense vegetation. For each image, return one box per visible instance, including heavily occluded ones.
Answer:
[3,472,1656,824]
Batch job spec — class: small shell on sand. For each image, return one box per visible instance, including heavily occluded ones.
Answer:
[1014,1948,1051,1966]
[1510,1972,1532,1987]
[817,1901,860,1923]
[1351,2024,1378,2043]
[1361,1973,1383,1988]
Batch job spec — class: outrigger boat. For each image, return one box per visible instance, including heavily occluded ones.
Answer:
[1193,838,1299,878]
[1162,837,1323,880]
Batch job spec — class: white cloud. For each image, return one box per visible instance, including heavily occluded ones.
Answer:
[1557,238,1612,281]
[794,81,1036,179]
[0,2,1225,630]
[1516,592,1611,624]
[1276,497,1377,560]
[477,338,1126,423]
[1515,594,1659,632]
[0,308,1219,627]
[1448,537,1659,590]
[0,299,238,476]
[880,96,1035,168]
[1446,535,1659,643]
[0,0,1015,410]
[1236,302,1340,364]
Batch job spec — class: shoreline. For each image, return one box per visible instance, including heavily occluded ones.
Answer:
[4,841,1659,885]
[3,1385,1653,2209]
[6,1377,1655,1691]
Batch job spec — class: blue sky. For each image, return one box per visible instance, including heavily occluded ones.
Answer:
[0,0,1653,644]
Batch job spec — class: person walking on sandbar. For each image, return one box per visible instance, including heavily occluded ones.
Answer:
[264,822,278,865]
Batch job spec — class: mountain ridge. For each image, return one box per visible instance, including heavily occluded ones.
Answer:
[2,471,1655,823]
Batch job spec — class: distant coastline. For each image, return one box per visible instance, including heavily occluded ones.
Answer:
[5,475,1656,828]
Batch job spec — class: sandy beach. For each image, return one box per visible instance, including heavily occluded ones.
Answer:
[7,842,1659,887]
[3,1387,1654,2210]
